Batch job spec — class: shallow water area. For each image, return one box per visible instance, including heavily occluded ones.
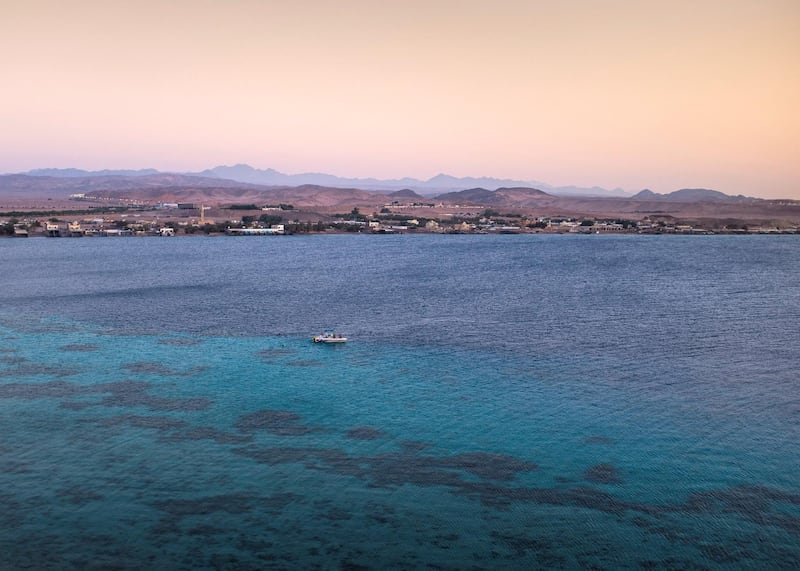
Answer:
[0,234,799,569]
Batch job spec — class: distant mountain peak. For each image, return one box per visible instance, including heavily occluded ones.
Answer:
[388,188,425,199]
[434,186,552,205]
[24,167,160,177]
[631,187,758,203]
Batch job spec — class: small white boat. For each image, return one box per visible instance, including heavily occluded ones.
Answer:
[312,331,347,343]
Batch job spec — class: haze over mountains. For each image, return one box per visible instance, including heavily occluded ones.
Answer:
[19,165,630,197]
[0,165,782,212]
[0,172,266,198]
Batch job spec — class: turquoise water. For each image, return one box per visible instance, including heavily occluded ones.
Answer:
[0,235,798,569]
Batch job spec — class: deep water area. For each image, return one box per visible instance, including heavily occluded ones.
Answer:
[1,234,798,569]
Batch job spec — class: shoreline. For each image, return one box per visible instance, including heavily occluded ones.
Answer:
[3,229,798,238]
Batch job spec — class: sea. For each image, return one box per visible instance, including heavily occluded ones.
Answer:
[0,234,798,570]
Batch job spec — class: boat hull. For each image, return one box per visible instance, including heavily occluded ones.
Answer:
[312,336,347,343]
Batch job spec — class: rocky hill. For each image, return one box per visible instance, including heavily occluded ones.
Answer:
[435,187,552,206]
[632,188,760,203]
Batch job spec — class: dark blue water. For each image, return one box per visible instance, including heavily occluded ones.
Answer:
[1,235,798,569]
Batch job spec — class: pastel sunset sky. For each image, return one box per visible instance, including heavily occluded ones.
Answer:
[2,0,798,198]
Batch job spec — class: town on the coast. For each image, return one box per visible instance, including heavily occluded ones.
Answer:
[3,195,799,238]
[0,195,800,238]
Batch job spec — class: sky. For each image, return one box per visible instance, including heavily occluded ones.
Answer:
[1,0,798,198]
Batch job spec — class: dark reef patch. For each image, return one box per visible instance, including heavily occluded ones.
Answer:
[584,435,615,445]
[233,446,330,467]
[0,363,80,378]
[352,454,449,489]
[150,492,302,539]
[365,502,397,525]
[122,361,208,377]
[88,380,212,411]
[158,426,252,445]
[584,463,623,484]
[158,338,203,346]
[340,560,370,571]
[1,461,32,474]
[0,379,212,412]
[284,359,323,367]
[59,401,93,410]
[345,426,387,440]
[233,444,537,496]
[699,544,751,564]
[451,481,642,512]
[235,410,320,436]
[234,440,794,531]
[151,494,258,536]
[57,486,105,505]
[441,452,538,481]
[641,557,716,570]
[94,414,190,432]
[675,484,800,537]
[0,492,25,530]
[399,440,430,452]
[0,356,27,364]
[186,524,226,536]
[153,494,256,518]
[260,492,304,512]
[321,507,353,521]
[431,532,460,549]
[87,414,248,444]
[0,380,84,399]
[491,530,560,562]
[59,344,99,352]
[257,348,297,359]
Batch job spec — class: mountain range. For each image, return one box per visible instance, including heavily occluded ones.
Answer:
[16,165,630,197]
[631,188,760,203]
[0,172,265,198]
[0,166,774,210]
